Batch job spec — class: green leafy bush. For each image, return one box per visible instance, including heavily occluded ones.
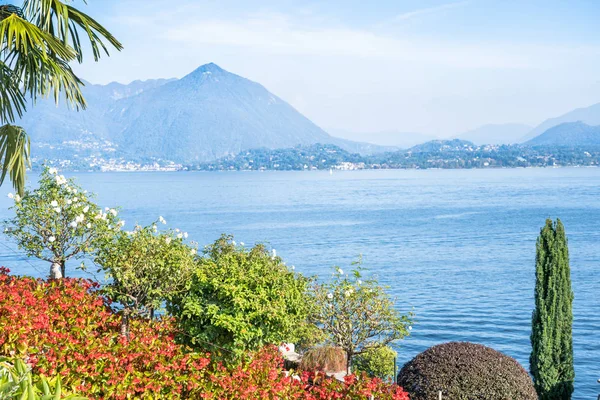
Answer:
[397,342,537,400]
[94,219,197,335]
[0,357,86,399]
[353,345,397,381]
[168,235,321,360]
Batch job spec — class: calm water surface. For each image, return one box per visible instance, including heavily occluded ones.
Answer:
[0,168,598,398]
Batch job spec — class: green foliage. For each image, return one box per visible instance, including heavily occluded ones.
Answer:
[0,357,86,399]
[168,235,321,360]
[0,0,122,194]
[95,220,197,329]
[353,345,397,381]
[398,342,538,400]
[530,218,575,400]
[3,167,121,278]
[312,262,413,372]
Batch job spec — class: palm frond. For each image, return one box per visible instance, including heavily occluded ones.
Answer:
[0,124,30,196]
[0,61,27,122]
[23,0,123,62]
[0,13,85,109]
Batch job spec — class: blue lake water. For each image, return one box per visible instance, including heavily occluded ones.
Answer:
[0,168,598,398]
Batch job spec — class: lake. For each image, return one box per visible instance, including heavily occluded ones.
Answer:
[0,168,598,398]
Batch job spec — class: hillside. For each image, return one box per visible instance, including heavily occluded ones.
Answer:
[409,139,475,153]
[526,121,600,146]
[523,102,600,141]
[17,63,387,166]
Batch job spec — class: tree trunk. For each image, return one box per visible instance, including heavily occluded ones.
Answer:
[49,261,63,280]
[120,309,130,339]
[346,351,352,375]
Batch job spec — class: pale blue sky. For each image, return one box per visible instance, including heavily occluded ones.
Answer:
[66,0,600,136]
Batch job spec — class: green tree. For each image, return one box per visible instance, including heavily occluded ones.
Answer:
[312,263,413,374]
[168,235,321,361]
[3,167,121,279]
[530,218,574,400]
[95,220,197,336]
[0,1,121,195]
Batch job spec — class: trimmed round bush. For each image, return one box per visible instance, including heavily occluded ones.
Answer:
[397,342,537,400]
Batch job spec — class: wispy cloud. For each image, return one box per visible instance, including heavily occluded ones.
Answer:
[391,1,470,21]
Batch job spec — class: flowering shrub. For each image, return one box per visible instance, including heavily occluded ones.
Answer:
[94,219,198,335]
[0,268,409,399]
[312,263,414,373]
[3,167,121,279]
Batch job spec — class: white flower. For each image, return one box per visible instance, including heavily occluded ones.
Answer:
[327,293,333,299]
[152,224,158,232]
[344,290,352,297]
[7,193,13,199]
[75,214,85,223]
[232,240,236,246]
[109,209,118,217]
[83,206,89,213]
[408,326,412,331]
[95,212,102,219]
[240,242,245,246]
[73,197,79,202]
[51,200,58,207]
[159,216,166,224]
[69,221,78,228]
[48,236,56,243]
[55,175,67,185]
[86,223,91,229]
[67,200,72,205]
[105,207,109,211]
[183,232,188,239]
[177,233,183,239]
[190,249,197,255]
[14,194,20,202]
[272,249,277,258]
[175,228,180,233]
[165,237,172,245]
[72,189,77,194]
[336,268,344,275]
[53,207,61,213]
[291,265,296,270]
[118,220,125,227]
[357,280,362,285]
[48,167,57,175]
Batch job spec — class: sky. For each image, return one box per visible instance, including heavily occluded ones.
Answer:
[69,0,600,138]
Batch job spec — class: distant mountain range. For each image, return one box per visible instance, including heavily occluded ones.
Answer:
[526,121,600,146]
[326,129,435,148]
[18,63,391,166]
[14,62,600,169]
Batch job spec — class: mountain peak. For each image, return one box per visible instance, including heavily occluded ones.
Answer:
[191,62,226,75]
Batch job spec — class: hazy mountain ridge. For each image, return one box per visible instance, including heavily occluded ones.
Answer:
[526,121,600,146]
[19,63,389,165]
[523,102,600,141]
[456,123,532,145]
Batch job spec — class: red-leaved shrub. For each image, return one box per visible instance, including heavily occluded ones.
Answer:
[0,268,409,399]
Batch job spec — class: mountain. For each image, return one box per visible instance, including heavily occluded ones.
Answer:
[409,139,475,153]
[456,123,532,145]
[525,121,600,146]
[326,129,434,149]
[523,102,600,142]
[17,63,388,166]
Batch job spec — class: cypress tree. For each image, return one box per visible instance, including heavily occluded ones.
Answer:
[530,218,574,400]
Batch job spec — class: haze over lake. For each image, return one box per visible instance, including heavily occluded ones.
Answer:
[1,168,598,398]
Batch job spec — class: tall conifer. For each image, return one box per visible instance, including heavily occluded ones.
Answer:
[530,219,574,400]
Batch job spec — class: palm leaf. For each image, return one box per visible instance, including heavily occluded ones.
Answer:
[0,124,30,196]
[22,0,123,62]
[0,13,84,109]
[0,61,27,122]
